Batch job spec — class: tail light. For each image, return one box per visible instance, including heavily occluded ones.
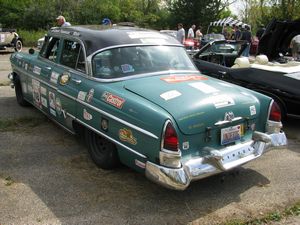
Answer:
[162,122,179,152]
[269,101,281,122]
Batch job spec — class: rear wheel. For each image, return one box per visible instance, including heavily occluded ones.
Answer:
[14,39,23,52]
[85,129,120,169]
[14,75,30,106]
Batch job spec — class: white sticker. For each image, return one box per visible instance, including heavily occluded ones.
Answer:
[218,82,233,87]
[78,91,87,101]
[121,64,135,73]
[140,39,168,44]
[182,142,189,150]
[32,79,41,107]
[83,109,93,121]
[50,72,60,84]
[189,82,219,94]
[202,95,235,108]
[41,97,48,108]
[250,105,256,116]
[50,108,56,117]
[41,86,47,96]
[25,63,28,71]
[33,66,41,75]
[160,90,182,101]
[49,91,56,109]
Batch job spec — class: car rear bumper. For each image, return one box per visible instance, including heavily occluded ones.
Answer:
[145,131,287,190]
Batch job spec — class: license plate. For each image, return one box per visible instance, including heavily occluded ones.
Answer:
[221,125,242,145]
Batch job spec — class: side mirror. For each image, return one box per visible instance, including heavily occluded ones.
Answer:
[29,48,35,54]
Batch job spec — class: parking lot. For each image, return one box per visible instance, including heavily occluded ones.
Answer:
[0,50,300,225]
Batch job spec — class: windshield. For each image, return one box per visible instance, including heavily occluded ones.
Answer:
[92,46,196,79]
[202,42,243,54]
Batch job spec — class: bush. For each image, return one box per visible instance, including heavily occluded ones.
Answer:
[18,29,47,47]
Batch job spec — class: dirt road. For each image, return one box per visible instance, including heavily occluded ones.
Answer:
[0,50,299,225]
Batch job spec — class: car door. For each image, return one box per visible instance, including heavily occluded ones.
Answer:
[54,38,87,131]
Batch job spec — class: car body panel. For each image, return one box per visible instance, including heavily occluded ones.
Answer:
[9,26,287,190]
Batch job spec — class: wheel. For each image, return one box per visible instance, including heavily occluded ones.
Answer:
[14,75,30,106]
[85,129,120,169]
[14,39,23,52]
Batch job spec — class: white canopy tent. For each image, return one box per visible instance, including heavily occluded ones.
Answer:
[207,17,251,33]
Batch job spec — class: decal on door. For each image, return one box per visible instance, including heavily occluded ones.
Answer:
[32,79,42,108]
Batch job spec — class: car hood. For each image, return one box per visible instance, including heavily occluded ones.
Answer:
[258,19,300,60]
[123,73,261,135]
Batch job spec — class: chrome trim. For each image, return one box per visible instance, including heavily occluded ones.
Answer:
[89,70,200,83]
[214,116,243,126]
[86,43,183,60]
[77,99,159,140]
[146,130,287,190]
[75,118,147,159]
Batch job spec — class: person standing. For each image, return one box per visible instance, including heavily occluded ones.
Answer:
[176,23,185,44]
[231,25,241,41]
[56,15,71,27]
[187,24,195,39]
[290,35,300,59]
[240,26,252,57]
[195,26,203,41]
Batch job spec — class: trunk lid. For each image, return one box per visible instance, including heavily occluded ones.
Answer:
[123,73,260,135]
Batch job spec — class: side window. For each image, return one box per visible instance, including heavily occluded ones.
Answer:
[40,37,60,62]
[60,40,86,73]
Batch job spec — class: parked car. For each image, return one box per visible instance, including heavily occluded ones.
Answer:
[0,28,23,52]
[201,33,225,47]
[9,26,286,190]
[193,19,300,119]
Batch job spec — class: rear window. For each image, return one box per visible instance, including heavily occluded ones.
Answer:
[92,46,196,79]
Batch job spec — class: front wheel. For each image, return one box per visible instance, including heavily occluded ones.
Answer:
[14,39,23,52]
[85,129,120,169]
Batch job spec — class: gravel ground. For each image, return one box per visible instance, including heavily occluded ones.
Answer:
[0,50,300,225]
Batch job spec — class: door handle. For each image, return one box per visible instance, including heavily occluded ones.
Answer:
[45,66,52,70]
[71,78,82,84]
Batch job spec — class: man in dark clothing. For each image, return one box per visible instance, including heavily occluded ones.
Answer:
[256,25,266,40]
[231,25,241,40]
[241,26,252,57]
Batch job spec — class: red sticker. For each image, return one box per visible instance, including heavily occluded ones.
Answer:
[102,91,125,109]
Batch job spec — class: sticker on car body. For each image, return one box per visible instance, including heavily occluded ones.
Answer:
[83,109,93,121]
[250,105,256,115]
[119,128,137,145]
[189,82,219,94]
[50,72,60,84]
[201,94,235,108]
[32,79,42,108]
[33,66,41,75]
[161,75,208,83]
[41,86,47,96]
[49,91,56,109]
[102,91,125,109]
[78,91,87,101]
[41,97,48,108]
[127,31,168,40]
[160,90,182,101]
[86,89,94,103]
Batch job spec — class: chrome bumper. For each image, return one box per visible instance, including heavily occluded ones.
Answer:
[145,131,287,190]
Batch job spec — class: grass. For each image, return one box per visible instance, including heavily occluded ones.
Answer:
[18,29,47,47]
[0,116,46,132]
[223,201,300,225]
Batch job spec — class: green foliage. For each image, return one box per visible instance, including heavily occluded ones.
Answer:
[18,29,47,47]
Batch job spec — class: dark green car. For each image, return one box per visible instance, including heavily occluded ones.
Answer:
[9,26,287,190]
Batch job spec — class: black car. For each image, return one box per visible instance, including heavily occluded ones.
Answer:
[193,19,300,119]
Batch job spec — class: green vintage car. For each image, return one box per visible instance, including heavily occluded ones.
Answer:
[9,26,287,190]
